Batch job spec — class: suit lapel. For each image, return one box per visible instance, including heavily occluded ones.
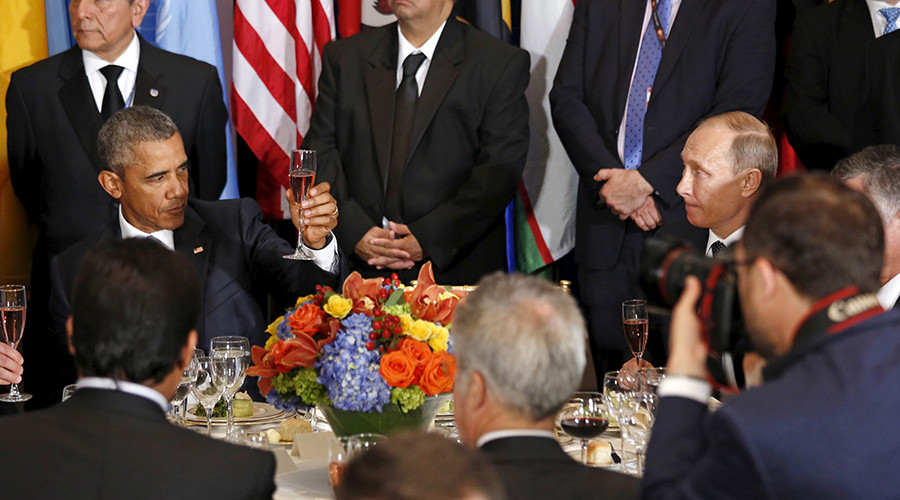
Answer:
[58,48,106,174]
[174,205,209,343]
[653,0,706,97]
[405,19,463,168]
[617,0,647,114]
[133,36,168,108]
[366,27,399,191]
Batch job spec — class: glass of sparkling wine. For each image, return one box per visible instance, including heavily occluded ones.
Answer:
[192,355,226,436]
[284,149,318,260]
[0,285,30,402]
[622,299,649,366]
[210,336,251,440]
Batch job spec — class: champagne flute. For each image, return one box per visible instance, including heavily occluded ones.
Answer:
[0,285,30,402]
[210,336,251,440]
[603,370,640,473]
[622,299,649,366]
[284,149,318,260]
[558,392,608,465]
[191,355,226,436]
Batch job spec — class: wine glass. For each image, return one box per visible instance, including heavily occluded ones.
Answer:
[0,285,30,402]
[620,389,657,475]
[171,350,201,426]
[210,336,251,440]
[328,437,350,488]
[558,391,608,465]
[346,433,386,458]
[603,370,640,472]
[622,299,649,366]
[191,355,226,436]
[284,149,318,260]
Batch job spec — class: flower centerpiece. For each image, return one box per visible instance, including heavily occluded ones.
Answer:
[247,263,464,436]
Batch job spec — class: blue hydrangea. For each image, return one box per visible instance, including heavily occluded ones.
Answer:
[315,313,391,412]
[266,390,305,414]
[276,309,295,341]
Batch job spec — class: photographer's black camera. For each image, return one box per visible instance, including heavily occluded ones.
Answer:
[641,237,751,390]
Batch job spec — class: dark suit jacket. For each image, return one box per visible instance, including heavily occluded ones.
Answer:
[550,0,774,270]
[480,436,640,500]
[0,389,275,499]
[45,198,341,401]
[643,309,900,499]
[854,30,900,150]
[303,17,530,284]
[782,0,874,170]
[6,35,227,258]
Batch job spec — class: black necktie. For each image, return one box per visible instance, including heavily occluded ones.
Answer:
[100,65,125,122]
[384,53,427,222]
[710,240,727,257]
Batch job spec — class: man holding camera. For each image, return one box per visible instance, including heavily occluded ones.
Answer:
[643,174,900,499]
[677,112,777,257]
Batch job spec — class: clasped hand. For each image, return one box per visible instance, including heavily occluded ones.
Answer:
[593,168,660,230]
[355,221,423,270]
[286,182,338,250]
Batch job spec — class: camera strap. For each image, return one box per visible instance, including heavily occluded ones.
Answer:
[763,287,884,381]
[791,286,883,348]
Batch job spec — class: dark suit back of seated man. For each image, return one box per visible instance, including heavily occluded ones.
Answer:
[0,238,275,500]
[451,272,640,500]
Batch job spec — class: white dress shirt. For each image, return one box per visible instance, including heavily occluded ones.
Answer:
[705,226,744,257]
[616,0,685,164]
[395,21,447,95]
[82,31,140,113]
[878,272,900,310]
[866,0,900,37]
[477,429,557,448]
[117,205,339,273]
[76,377,170,413]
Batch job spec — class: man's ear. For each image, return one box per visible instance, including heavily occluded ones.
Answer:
[131,0,150,28]
[753,257,780,299]
[98,170,123,200]
[66,316,75,356]
[177,330,198,371]
[742,169,762,198]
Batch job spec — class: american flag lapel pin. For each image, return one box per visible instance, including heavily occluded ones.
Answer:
[193,246,204,254]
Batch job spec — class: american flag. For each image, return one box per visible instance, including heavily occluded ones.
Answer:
[232,0,335,219]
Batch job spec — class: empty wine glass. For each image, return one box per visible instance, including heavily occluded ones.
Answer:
[346,433,386,458]
[622,299,649,366]
[558,391,608,465]
[171,350,201,426]
[210,336,251,440]
[191,355,226,436]
[620,390,657,475]
[284,149,318,260]
[603,370,641,472]
[0,285,30,402]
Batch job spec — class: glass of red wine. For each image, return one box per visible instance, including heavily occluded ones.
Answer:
[0,284,30,402]
[284,149,318,260]
[559,391,608,465]
[622,299,649,366]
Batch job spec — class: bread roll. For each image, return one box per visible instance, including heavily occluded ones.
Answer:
[277,417,313,442]
[587,440,614,467]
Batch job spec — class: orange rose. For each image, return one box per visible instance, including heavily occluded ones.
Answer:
[400,338,432,376]
[379,351,418,388]
[288,303,325,336]
[418,351,456,396]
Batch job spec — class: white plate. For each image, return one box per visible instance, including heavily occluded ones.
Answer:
[561,439,636,471]
[186,402,286,425]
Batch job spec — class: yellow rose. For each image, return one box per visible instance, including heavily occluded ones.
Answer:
[408,319,435,341]
[398,314,413,334]
[266,315,284,336]
[323,294,353,319]
[265,335,279,350]
[428,327,450,353]
[295,295,315,307]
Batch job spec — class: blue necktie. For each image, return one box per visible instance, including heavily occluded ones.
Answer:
[623,0,670,170]
[881,7,900,35]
